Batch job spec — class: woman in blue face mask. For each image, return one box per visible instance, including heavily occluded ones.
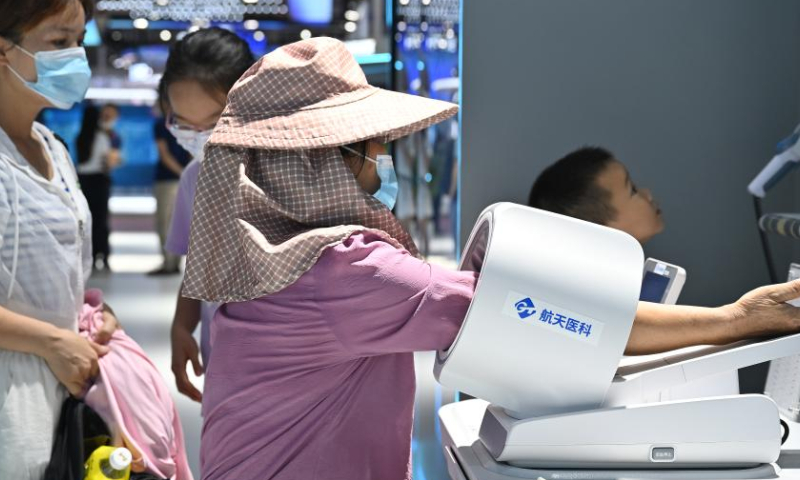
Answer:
[0,1,120,477]
[180,37,467,480]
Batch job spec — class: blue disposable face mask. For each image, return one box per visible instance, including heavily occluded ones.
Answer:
[7,44,92,110]
[342,146,399,210]
[371,154,399,210]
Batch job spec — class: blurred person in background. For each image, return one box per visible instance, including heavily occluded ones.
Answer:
[77,102,121,272]
[160,27,255,402]
[150,93,191,276]
[0,0,121,477]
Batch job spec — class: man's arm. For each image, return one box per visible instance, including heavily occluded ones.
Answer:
[156,139,185,177]
[626,280,800,355]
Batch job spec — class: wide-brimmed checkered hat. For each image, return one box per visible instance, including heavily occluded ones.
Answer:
[182,37,458,302]
[207,36,458,149]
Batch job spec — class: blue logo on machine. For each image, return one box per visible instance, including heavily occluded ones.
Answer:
[504,292,602,345]
[515,298,537,319]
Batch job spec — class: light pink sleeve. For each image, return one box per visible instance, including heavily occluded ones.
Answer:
[314,233,477,357]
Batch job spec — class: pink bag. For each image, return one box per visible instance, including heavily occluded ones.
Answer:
[79,289,193,480]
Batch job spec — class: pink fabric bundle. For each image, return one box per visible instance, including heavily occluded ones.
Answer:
[79,289,193,480]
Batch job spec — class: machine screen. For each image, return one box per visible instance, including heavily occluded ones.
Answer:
[640,271,670,303]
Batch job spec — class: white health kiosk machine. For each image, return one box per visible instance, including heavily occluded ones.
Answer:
[435,203,800,479]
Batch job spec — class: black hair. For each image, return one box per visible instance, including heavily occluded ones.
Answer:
[76,103,100,164]
[161,27,255,102]
[157,75,169,115]
[0,0,93,43]
[528,146,618,225]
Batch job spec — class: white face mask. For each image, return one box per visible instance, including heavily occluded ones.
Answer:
[168,125,212,162]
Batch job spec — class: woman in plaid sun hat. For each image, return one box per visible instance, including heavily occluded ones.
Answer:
[181,35,800,480]
[183,37,476,480]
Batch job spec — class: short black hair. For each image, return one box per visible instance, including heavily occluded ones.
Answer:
[528,146,617,225]
[162,27,255,100]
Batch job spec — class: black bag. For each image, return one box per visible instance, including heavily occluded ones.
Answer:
[43,397,170,480]
[43,397,111,480]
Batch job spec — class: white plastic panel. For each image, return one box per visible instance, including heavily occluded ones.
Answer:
[435,203,644,417]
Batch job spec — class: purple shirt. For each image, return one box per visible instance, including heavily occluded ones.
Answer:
[166,159,215,365]
[166,159,201,256]
[200,232,477,480]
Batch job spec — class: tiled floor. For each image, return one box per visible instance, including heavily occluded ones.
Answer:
[90,229,459,480]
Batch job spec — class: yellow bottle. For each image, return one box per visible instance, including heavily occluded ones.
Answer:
[84,446,132,480]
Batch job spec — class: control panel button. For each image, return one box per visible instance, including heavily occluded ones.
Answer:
[651,447,675,462]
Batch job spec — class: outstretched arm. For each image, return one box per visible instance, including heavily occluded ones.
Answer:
[626,280,800,355]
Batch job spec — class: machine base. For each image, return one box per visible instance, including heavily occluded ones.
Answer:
[440,400,788,480]
[444,444,779,480]
[479,395,780,469]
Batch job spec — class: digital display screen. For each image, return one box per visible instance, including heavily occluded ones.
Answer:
[640,271,670,303]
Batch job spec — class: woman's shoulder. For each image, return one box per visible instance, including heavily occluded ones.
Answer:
[0,125,17,160]
[32,122,68,157]
[0,128,22,176]
[0,132,20,201]
[328,231,409,259]
[31,121,56,142]
[0,123,72,183]
[313,231,420,283]
[32,122,77,173]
